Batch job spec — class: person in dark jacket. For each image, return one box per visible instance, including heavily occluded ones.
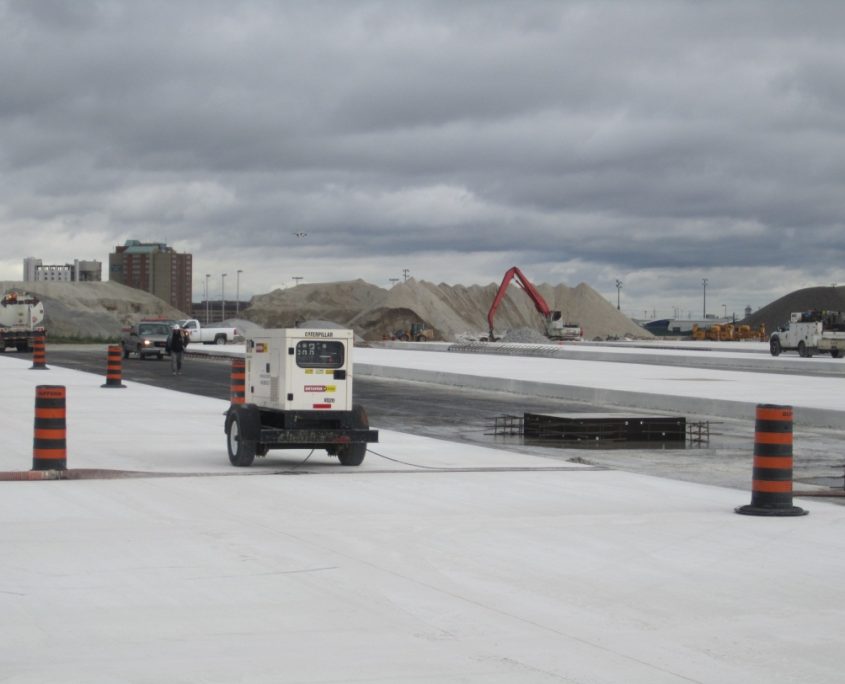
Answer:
[166,325,188,375]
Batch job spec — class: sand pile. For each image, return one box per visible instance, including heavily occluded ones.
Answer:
[1,280,185,340]
[242,277,651,341]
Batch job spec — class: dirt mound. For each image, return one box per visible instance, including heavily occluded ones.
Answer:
[744,286,845,333]
[245,279,387,329]
[1,280,186,340]
[243,277,650,342]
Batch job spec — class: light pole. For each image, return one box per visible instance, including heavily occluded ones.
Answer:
[702,278,708,318]
[205,274,210,324]
[236,270,243,316]
[722,303,727,319]
[389,278,399,286]
[292,276,303,286]
[221,273,227,321]
[615,279,623,311]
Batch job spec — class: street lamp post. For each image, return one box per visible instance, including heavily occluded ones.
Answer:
[722,304,727,319]
[221,273,227,321]
[615,279,623,311]
[205,274,210,324]
[702,278,708,318]
[236,270,243,316]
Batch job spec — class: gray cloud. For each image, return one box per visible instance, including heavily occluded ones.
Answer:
[2,0,845,318]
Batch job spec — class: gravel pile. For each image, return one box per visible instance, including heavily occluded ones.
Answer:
[243,277,652,342]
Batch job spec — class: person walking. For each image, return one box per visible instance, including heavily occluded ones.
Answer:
[167,324,188,375]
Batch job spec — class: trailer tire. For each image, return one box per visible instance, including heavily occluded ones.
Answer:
[226,407,258,467]
[337,404,368,466]
[769,338,781,356]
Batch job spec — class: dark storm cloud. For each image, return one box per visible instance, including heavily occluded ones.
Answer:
[2,0,845,314]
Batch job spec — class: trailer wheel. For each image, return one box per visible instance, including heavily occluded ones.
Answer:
[337,404,368,466]
[226,410,256,467]
[769,338,781,356]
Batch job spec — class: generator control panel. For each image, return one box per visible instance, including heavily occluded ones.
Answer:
[245,329,354,412]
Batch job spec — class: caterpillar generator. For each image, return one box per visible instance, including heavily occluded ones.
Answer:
[224,329,378,467]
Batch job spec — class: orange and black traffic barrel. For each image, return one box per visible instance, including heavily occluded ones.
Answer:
[101,345,126,388]
[32,385,67,471]
[30,332,48,370]
[736,404,807,516]
[230,357,246,405]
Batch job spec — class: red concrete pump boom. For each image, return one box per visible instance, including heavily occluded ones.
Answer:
[487,266,554,339]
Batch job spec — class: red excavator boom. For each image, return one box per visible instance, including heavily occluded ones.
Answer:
[487,266,554,339]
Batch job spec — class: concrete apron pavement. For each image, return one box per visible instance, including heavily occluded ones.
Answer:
[355,362,845,429]
[185,344,845,428]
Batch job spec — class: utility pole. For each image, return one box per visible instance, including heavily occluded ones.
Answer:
[221,273,227,321]
[702,278,708,318]
[236,270,243,316]
[402,268,410,281]
[615,279,623,310]
[204,274,210,324]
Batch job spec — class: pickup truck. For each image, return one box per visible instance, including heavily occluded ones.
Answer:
[178,319,240,345]
[120,321,174,359]
[770,310,845,358]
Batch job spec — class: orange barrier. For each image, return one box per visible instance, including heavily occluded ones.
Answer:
[30,333,48,370]
[32,385,67,471]
[101,345,126,388]
[736,404,807,516]
[230,358,245,405]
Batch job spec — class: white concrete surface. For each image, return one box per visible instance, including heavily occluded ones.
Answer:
[2,352,844,682]
[354,347,845,427]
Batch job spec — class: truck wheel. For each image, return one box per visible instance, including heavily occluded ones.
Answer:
[215,334,226,345]
[225,410,256,467]
[831,349,841,359]
[337,404,368,466]
[769,338,781,356]
[798,341,807,357]
[122,345,130,359]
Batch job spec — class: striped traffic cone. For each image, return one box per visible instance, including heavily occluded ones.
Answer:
[101,345,126,388]
[736,404,807,516]
[230,358,246,405]
[30,333,48,370]
[32,385,67,471]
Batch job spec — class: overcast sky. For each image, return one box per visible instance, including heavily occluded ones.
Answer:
[3,0,844,319]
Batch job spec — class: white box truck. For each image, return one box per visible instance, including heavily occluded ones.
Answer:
[224,329,377,466]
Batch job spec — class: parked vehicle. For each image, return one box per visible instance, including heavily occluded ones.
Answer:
[769,311,845,358]
[392,322,435,341]
[178,319,239,345]
[0,290,46,352]
[120,320,174,359]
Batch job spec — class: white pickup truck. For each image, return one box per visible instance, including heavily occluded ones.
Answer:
[178,319,240,345]
[769,311,845,358]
